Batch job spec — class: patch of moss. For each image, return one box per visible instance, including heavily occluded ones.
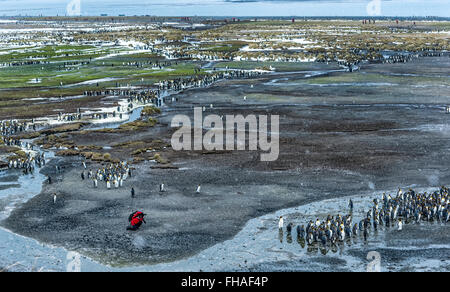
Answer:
[36,134,75,149]
[12,149,27,159]
[78,145,103,151]
[152,153,168,164]
[117,117,158,132]
[91,152,106,161]
[57,149,80,156]
[141,106,161,116]
[131,148,151,156]
[112,141,146,149]
[80,151,94,159]
[12,132,41,140]
[132,157,145,164]
[41,123,86,135]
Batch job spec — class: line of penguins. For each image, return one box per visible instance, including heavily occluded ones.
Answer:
[80,69,243,117]
[278,187,450,247]
[0,60,49,67]
[1,120,38,136]
[156,69,264,92]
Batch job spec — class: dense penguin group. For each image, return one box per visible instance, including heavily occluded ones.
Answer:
[279,187,450,246]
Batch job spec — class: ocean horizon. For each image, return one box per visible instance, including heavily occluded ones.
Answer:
[0,0,449,17]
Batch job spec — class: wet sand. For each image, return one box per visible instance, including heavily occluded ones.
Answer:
[2,56,450,269]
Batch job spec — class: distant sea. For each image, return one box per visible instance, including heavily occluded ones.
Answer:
[0,0,449,18]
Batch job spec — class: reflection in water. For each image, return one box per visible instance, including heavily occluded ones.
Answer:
[307,245,318,254]
[278,229,283,243]
[286,232,292,244]
[338,242,345,256]
[331,244,338,254]
[297,236,305,248]
[345,237,352,247]
[291,231,366,256]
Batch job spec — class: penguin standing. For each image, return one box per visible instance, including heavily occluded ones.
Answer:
[339,227,345,241]
[352,223,358,236]
[160,183,165,193]
[286,223,293,233]
[278,216,284,230]
[397,219,403,231]
[306,232,314,245]
[196,184,201,194]
[363,228,369,241]
[297,225,305,238]
[53,193,57,204]
[320,234,327,245]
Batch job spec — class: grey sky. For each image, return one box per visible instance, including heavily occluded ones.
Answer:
[0,0,448,17]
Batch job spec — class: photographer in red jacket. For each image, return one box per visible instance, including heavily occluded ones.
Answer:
[127,211,146,231]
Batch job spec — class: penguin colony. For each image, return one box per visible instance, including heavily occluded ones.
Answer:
[280,187,450,246]
[81,161,131,189]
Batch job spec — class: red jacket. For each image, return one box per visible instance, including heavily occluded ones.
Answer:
[130,212,145,226]
[132,211,144,219]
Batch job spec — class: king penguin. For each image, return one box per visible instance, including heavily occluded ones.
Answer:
[278,216,284,230]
